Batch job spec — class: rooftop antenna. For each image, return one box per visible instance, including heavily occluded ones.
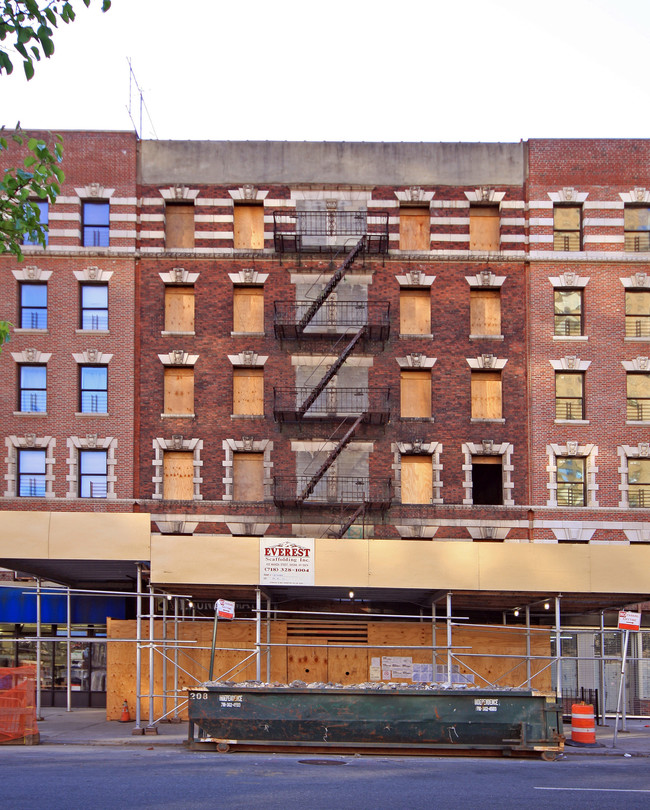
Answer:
[127,57,158,140]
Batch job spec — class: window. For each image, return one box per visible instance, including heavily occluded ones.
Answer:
[624,206,650,252]
[19,283,47,329]
[556,457,585,506]
[554,289,583,336]
[469,204,500,251]
[164,367,194,415]
[472,456,503,505]
[80,366,108,413]
[233,452,264,501]
[82,201,109,247]
[19,365,46,412]
[625,291,650,338]
[23,200,48,246]
[470,289,501,336]
[79,450,107,498]
[163,451,194,500]
[627,373,650,421]
[233,287,264,333]
[17,449,46,497]
[553,205,581,251]
[164,286,194,333]
[400,370,431,418]
[399,206,430,251]
[400,455,432,504]
[629,458,650,507]
[165,203,195,249]
[400,289,430,335]
[80,284,108,330]
[555,372,584,420]
[471,371,502,419]
[233,203,264,250]
[233,368,264,416]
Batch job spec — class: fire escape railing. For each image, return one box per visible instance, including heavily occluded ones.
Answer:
[273,211,389,255]
[273,476,393,509]
[273,387,390,424]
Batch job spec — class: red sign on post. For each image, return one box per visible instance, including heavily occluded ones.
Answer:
[618,610,641,631]
[216,599,235,620]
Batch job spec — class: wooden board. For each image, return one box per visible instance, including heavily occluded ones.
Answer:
[234,204,264,250]
[165,204,195,249]
[470,289,501,335]
[469,206,500,250]
[164,367,194,414]
[287,639,328,683]
[232,368,264,415]
[233,287,264,332]
[471,371,502,419]
[233,452,264,501]
[327,643,368,684]
[400,289,430,335]
[163,451,194,500]
[399,206,430,251]
[401,455,432,504]
[400,370,431,418]
[165,287,194,332]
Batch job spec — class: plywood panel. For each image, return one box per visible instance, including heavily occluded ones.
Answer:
[233,368,264,415]
[233,287,264,332]
[401,455,432,504]
[165,287,194,332]
[469,206,500,250]
[471,371,502,419]
[327,644,368,684]
[399,206,430,251]
[470,289,501,335]
[234,204,264,249]
[163,451,194,500]
[165,204,195,249]
[400,370,431,417]
[164,367,194,414]
[287,639,328,683]
[233,452,264,501]
[400,289,430,334]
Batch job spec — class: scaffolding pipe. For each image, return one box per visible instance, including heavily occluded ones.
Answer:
[148,585,157,732]
[613,629,631,745]
[134,564,142,730]
[525,605,532,688]
[599,610,607,726]
[255,588,262,681]
[36,578,42,720]
[446,593,452,688]
[162,596,167,721]
[173,597,180,720]
[266,597,272,682]
[66,587,72,712]
[431,600,436,675]
[555,596,562,699]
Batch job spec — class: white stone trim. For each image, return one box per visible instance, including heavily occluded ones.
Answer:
[290,440,374,452]
[466,525,510,541]
[620,271,650,289]
[160,187,200,201]
[621,357,650,371]
[221,438,273,502]
[396,354,437,369]
[395,525,439,539]
[75,185,114,199]
[73,266,113,283]
[229,270,269,285]
[394,188,435,203]
[152,436,204,501]
[225,521,270,536]
[12,266,52,282]
[72,350,113,364]
[620,188,650,203]
[465,271,506,288]
[466,355,507,370]
[155,520,199,535]
[464,188,506,203]
[392,441,443,505]
[395,270,436,287]
[65,435,117,499]
[227,352,268,367]
[158,351,199,367]
[551,525,596,543]
[159,268,200,285]
[291,355,372,368]
[548,188,589,203]
[5,435,56,498]
[549,357,591,371]
[549,271,590,288]
[11,349,51,364]
[228,186,269,202]
[461,441,514,506]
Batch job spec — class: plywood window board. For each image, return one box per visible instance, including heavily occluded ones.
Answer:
[164,367,194,414]
[233,368,264,415]
[470,289,501,335]
[401,455,432,504]
[399,206,430,251]
[400,289,431,335]
[400,370,431,418]
[234,204,264,250]
[471,371,502,419]
[233,287,264,332]
[163,451,194,500]
[233,452,264,501]
[165,203,195,249]
[165,286,195,332]
[469,205,500,251]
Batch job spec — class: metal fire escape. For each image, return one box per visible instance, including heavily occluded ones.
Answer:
[272,234,392,537]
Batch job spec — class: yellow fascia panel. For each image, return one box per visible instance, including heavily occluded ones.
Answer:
[48,512,151,560]
[0,510,51,558]
[369,540,481,590]
[151,535,259,585]
[589,545,650,593]
[314,539,370,587]
[477,544,592,592]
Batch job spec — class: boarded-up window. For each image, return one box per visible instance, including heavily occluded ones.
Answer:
[164,367,194,414]
[233,452,264,501]
[469,205,500,251]
[553,205,581,251]
[233,287,264,332]
[399,206,430,251]
[233,368,264,415]
[471,371,502,419]
[470,289,501,335]
[401,455,432,504]
[165,203,195,249]
[234,204,264,250]
[165,287,195,332]
[472,456,503,505]
[400,370,431,418]
[400,289,431,335]
[163,451,194,500]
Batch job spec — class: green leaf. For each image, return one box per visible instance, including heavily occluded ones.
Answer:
[23,58,34,79]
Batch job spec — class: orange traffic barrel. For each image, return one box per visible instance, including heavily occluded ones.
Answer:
[571,703,596,744]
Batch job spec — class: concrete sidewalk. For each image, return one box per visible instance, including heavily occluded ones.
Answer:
[29,707,650,756]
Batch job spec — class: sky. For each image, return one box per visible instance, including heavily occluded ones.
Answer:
[2,0,650,143]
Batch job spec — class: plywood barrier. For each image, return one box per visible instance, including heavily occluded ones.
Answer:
[106,619,551,720]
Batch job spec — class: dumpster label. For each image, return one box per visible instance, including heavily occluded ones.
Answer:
[474,698,499,713]
[260,539,314,585]
[219,694,243,708]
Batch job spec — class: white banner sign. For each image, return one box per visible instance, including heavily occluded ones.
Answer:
[618,610,642,631]
[260,538,314,585]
